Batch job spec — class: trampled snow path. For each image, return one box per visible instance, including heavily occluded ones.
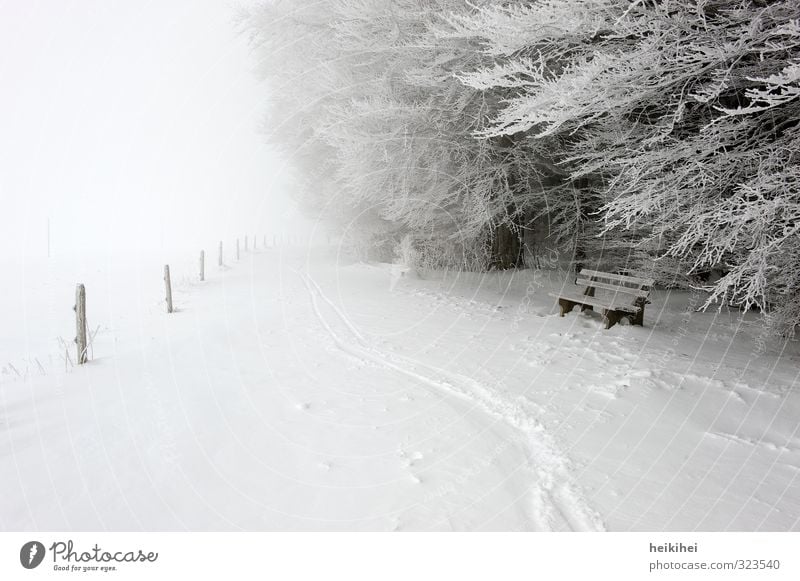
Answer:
[295,269,606,531]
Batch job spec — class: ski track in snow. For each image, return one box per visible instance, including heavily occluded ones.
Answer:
[295,268,606,532]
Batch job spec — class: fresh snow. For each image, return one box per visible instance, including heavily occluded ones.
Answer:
[1,246,799,531]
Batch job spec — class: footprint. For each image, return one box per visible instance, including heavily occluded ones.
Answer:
[398,449,424,467]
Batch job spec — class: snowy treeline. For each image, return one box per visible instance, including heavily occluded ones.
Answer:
[242,0,800,335]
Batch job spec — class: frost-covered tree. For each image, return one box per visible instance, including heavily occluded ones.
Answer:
[243,0,800,334]
[241,0,570,269]
[450,0,800,334]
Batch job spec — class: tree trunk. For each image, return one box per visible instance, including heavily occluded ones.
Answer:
[488,202,524,270]
[489,222,523,270]
[485,132,531,271]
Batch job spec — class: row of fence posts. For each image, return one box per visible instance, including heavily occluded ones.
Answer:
[73,234,287,365]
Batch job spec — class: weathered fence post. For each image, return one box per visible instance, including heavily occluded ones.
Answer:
[254,235,257,250]
[164,265,173,313]
[273,235,276,247]
[245,235,249,252]
[263,235,266,248]
[218,241,223,267]
[199,250,205,281]
[74,284,88,364]
[236,238,240,260]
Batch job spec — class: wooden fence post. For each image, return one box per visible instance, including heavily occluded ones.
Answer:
[74,284,88,364]
[199,250,205,281]
[236,238,240,260]
[245,235,248,252]
[218,241,223,267]
[164,265,173,313]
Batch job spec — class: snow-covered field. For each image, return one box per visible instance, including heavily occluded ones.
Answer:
[1,246,798,531]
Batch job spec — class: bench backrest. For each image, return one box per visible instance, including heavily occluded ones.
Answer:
[577,269,655,302]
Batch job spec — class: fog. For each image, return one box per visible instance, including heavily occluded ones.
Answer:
[0,0,305,260]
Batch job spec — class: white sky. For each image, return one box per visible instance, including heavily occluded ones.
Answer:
[0,0,305,258]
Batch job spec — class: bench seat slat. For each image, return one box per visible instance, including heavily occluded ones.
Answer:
[575,278,650,298]
[547,292,640,313]
[579,269,655,287]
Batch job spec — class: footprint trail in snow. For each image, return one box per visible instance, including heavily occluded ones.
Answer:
[295,269,606,532]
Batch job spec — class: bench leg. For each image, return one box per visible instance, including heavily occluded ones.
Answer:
[632,305,645,326]
[558,299,577,317]
[582,286,595,312]
[602,309,623,330]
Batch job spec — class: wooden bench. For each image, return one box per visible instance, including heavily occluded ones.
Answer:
[549,269,655,329]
